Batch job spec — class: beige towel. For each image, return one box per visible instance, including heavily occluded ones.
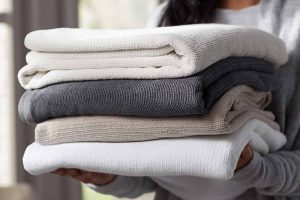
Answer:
[35,86,279,145]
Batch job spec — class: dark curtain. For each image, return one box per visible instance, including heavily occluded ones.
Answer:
[12,0,82,200]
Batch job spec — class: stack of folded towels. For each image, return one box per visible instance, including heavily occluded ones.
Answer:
[19,24,288,180]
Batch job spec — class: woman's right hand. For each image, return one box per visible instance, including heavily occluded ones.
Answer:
[52,168,116,185]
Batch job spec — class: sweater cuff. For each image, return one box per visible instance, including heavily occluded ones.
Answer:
[85,176,130,197]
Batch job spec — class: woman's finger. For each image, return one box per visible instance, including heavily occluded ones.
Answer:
[52,168,67,176]
[67,169,81,178]
[235,143,253,171]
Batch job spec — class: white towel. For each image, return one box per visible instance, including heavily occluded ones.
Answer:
[19,24,288,89]
[23,119,286,180]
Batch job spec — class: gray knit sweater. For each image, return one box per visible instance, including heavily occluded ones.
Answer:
[89,1,300,200]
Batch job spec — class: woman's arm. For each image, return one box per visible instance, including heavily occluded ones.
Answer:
[233,150,300,196]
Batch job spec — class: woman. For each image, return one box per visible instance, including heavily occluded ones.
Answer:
[53,0,300,199]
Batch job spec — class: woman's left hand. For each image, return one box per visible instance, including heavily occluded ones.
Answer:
[52,169,116,185]
[235,143,253,171]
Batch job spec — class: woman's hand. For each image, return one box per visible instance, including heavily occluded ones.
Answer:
[52,168,116,185]
[235,143,253,171]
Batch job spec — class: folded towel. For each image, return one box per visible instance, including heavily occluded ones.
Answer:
[19,57,278,123]
[34,85,280,145]
[35,110,278,145]
[23,119,287,179]
[18,24,288,89]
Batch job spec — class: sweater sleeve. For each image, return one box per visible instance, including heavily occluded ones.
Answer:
[233,150,300,196]
[85,176,157,199]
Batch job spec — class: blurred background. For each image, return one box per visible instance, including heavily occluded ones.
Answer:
[0,0,164,199]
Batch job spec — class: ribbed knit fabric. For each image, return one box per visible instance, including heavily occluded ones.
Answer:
[18,24,288,89]
[18,57,278,123]
[23,119,287,180]
[34,86,279,145]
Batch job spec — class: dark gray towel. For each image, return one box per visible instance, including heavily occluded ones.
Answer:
[18,57,278,123]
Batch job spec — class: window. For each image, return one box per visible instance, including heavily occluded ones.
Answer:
[0,0,16,187]
[79,0,160,199]
[79,0,160,29]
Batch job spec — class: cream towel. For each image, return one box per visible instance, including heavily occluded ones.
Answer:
[18,24,288,89]
[35,86,279,145]
[23,119,287,180]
